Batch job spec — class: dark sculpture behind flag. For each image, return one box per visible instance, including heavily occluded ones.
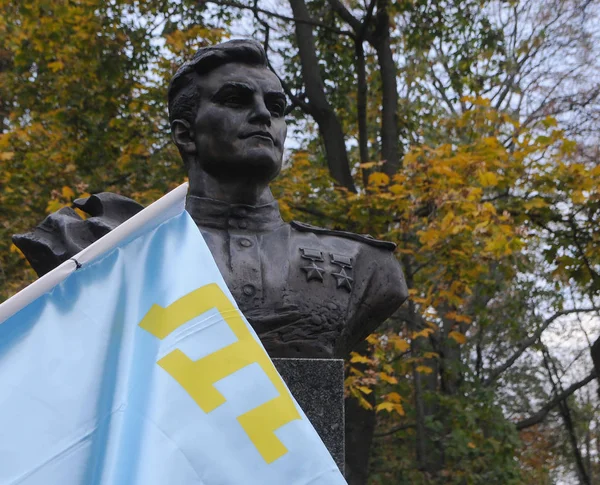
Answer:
[14,39,408,360]
[0,184,348,484]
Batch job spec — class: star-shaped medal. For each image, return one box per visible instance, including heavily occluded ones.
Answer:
[302,261,325,282]
[332,267,353,292]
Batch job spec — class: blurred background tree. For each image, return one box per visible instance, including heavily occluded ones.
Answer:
[1,0,599,483]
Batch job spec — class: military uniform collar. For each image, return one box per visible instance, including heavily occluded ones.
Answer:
[186,195,285,232]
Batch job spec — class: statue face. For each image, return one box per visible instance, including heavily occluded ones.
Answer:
[188,62,287,183]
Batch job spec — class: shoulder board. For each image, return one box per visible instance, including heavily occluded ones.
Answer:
[73,192,144,222]
[290,220,397,250]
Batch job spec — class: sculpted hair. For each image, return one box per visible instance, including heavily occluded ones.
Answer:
[168,39,268,126]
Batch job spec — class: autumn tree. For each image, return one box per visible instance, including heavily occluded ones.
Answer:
[208,0,600,482]
[0,0,225,298]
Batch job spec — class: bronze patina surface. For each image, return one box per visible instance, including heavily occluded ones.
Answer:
[14,39,408,358]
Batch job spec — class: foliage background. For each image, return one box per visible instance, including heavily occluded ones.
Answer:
[1,0,599,483]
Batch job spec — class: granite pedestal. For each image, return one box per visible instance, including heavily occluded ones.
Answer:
[273,358,345,473]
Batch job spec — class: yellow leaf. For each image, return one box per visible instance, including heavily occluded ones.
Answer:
[481,202,497,215]
[478,171,498,187]
[455,315,472,324]
[572,191,585,204]
[46,199,64,214]
[418,229,440,247]
[368,172,390,186]
[440,212,455,231]
[416,365,434,374]
[389,184,404,195]
[484,235,509,255]
[366,334,379,345]
[449,331,467,344]
[391,336,410,352]
[422,351,439,359]
[412,328,434,339]
[9,244,25,259]
[524,198,547,210]
[376,402,394,412]
[48,60,65,72]
[445,312,472,324]
[468,442,476,449]
[482,136,499,147]
[62,186,75,199]
[392,173,408,184]
[351,388,374,409]
[350,352,371,364]
[74,208,88,220]
[560,139,577,154]
[0,152,15,161]
[376,402,405,416]
[386,392,402,403]
[379,372,398,384]
[356,385,372,395]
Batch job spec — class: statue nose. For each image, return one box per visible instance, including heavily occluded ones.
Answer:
[249,96,271,127]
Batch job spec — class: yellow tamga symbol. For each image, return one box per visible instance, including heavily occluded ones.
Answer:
[138,283,301,463]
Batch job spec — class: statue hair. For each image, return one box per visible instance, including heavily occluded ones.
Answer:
[168,39,268,126]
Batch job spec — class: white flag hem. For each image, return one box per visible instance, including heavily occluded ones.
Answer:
[0,259,76,325]
[0,182,189,324]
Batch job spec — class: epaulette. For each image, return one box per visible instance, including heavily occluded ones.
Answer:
[73,192,144,222]
[290,220,397,250]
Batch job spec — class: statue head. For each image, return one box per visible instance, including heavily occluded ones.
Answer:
[168,39,287,189]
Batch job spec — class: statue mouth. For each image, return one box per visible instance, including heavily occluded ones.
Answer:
[240,131,274,143]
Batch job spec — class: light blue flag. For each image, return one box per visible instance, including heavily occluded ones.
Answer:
[0,184,346,485]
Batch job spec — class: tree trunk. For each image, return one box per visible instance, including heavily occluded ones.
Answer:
[345,392,376,485]
[372,0,401,176]
[403,257,442,474]
[344,340,376,485]
[355,39,370,187]
[288,0,356,192]
[592,337,600,397]
[543,347,591,485]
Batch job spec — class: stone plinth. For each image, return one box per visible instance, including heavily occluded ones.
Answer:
[273,358,345,474]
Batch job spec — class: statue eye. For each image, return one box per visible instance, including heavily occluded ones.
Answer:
[268,100,286,118]
[224,94,246,106]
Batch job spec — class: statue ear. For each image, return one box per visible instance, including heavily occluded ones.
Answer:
[171,119,196,155]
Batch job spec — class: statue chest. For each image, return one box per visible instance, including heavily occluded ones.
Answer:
[197,224,359,357]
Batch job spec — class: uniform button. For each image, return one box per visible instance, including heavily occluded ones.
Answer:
[243,284,256,296]
[238,220,248,229]
[239,237,253,247]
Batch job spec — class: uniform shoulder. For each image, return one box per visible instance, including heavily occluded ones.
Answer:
[13,192,143,277]
[290,220,396,251]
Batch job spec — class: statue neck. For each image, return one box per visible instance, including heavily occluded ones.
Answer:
[187,168,274,206]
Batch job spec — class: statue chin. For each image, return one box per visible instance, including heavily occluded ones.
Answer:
[198,155,282,185]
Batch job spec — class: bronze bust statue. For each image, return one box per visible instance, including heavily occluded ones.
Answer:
[13,39,408,359]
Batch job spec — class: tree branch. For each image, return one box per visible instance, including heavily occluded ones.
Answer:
[209,0,355,38]
[484,307,600,386]
[374,422,416,438]
[326,0,362,33]
[541,346,591,484]
[515,369,598,430]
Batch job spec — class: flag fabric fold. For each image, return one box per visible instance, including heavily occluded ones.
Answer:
[0,183,346,485]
